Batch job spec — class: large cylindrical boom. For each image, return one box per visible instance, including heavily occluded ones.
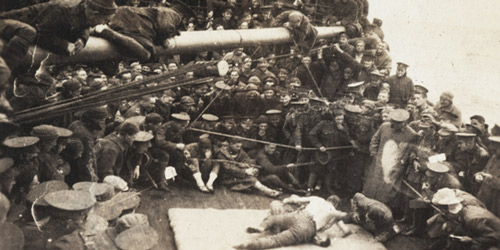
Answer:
[26,26,345,64]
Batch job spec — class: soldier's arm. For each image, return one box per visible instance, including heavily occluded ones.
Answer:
[308,122,323,148]
[369,125,382,156]
[96,147,119,180]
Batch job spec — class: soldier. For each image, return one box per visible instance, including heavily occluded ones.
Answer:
[1,0,118,56]
[95,122,139,181]
[386,62,414,108]
[434,91,462,128]
[308,109,356,194]
[348,193,398,242]
[217,139,281,197]
[125,131,154,186]
[449,132,489,195]
[3,136,40,203]
[184,136,219,193]
[430,188,500,250]
[155,112,190,173]
[273,11,318,52]
[435,123,459,160]
[475,136,500,217]
[68,107,108,183]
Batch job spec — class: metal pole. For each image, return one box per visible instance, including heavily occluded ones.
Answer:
[24,26,345,65]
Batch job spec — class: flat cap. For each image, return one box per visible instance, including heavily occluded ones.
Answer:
[44,190,95,211]
[265,109,282,115]
[27,180,69,206]
[432,188,462,205]
[344,104,362,113]
[247,76,261,85]
[51,125,73,137]
[134,131,154,142]
[414,85,429,94]
[390,109,410,122]
[397,62,409,68]
[255,115,270,124]
[180,96,195,105]
[489,136,500,144]
[455,132,476,139]
[347,81,364,88]
[438,123,459,136]
[145,113,163,124]
[215,81,231,90]
[31,125,59,140]
[427,162,449,173]
[171,112,190,121]
[201,114,219,122]
[115,225,158,250]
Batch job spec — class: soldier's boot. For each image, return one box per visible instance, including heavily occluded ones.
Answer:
[205,173,218,192]
[193,172,209,193]
[306,172,317,194]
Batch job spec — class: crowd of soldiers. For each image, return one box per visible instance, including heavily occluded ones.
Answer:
[0,0,499,249]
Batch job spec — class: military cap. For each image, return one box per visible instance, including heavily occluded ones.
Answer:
[0,222,24,250]
[489,136,500,144]
[464,124,481,135]
[470,115,485,124]
[414,85,429,94]
[2,136,39,149]
[83,107,108,120]
[248,76,262,85]
[455,132,476,139]
[31,125,59,140]
[180,96,195,105]
[263,75,278,84]
[427,162,449,173]
[344,104,362,113]
[361,53,376,61]
[145,113,163,124]
[215,81,231,90]
[62,79,81,91]
[134,131,154,142]
[198,137,212,149]
[72,182,112,199]
[245,83,260,92]
[27,180,69,206]
[44,190,95,213]
[255,115,270,124]
[396,62,409,68]
[86,0,117,15]
[171,112,190,121]
[201,114,219,122]
[116,70,132,78]
[440,91,454,101]
[370,70,385,77]
[390,109,410,122]
[432,188,462,205]
[123,116,146,129]
[51,126,73,137]
[0,157,14,175]
[116,213,149,232]
[115,225,158,250]
[221,115,236,121]
[103,175,129,192]
[266,109,282,115]
[438,123,458,136]
[347,81,364,88]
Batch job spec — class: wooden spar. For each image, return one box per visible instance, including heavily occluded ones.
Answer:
[25,26,345,65]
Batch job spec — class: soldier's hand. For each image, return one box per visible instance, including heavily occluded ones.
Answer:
[422,182,430,190]
[176,143,185,150]
[67,42,76,56]
[74,39,85,54]
[459,236,473,243]
[352,213,361,223]
[319,146,326,152]
[458,171,465,178]
[286,163,296,168]
[474,173,484,182]
[413,160,421,172]
[295,145,302,151]
[133,165,140,180]
[335,21,341,26]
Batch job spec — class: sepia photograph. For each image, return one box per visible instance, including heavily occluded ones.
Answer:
[0,0,499,249]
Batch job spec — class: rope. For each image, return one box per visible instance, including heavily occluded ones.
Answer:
[188,127,354,151]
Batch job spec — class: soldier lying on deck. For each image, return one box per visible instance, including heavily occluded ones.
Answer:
[234,195,351,249]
